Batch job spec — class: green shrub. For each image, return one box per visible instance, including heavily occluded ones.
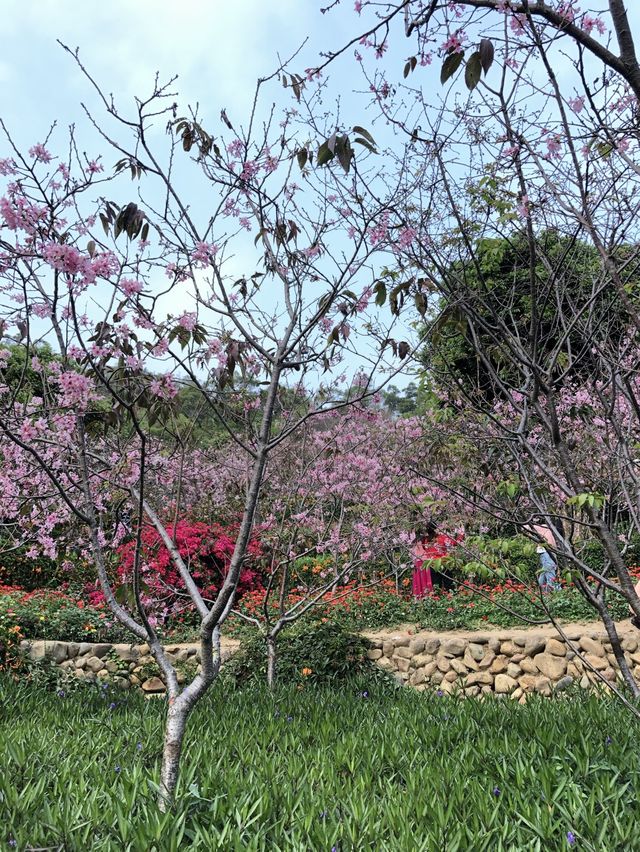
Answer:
[448,534,539,582]
[0,544,93,590]
[0,546,58,590]
[0,589,129,643]
[225,620,376,686]
[0,605,25,675]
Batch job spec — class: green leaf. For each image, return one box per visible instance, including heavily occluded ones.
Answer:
[335,135,353,174]
[479,38,494,75]
[327,326,340,347]
[353,137,377,154]
[403,56,417,79]
[440,51,465,85]
[465,52,482,91]
[317,141,334,167]
[352,126,376,146]
[296,148,308,170]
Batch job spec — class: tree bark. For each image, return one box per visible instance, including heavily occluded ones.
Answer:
[158,699,191,812]
[266,635,277,690]
[576,577,640,698]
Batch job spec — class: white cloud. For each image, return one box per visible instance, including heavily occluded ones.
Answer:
[1,0,315,130]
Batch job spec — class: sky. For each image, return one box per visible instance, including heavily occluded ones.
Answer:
[0,1,419,389]
[1,1,639,390]
[3,1,639,201]
[0,1,350,145]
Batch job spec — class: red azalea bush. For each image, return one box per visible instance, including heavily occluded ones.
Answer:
[97,520,264,623]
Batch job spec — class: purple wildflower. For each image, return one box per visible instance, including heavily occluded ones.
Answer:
[493,787,501,796]
[567,831,576,845]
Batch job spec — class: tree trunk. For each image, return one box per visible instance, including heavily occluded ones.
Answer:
[266,635,277,690]
[158,699,192,812]
[156,631,221,810]
[577,577,640,698]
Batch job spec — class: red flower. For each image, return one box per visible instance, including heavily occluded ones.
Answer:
[88,520,264,618]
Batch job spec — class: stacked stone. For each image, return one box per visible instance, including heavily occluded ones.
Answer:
[366,631,640,701]
[19,640,220,694]
[19,631,640,698]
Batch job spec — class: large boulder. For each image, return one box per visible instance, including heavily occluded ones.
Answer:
[465,671,493,687]
[545,638,566,657]
[141,677,165,693]
[579,636,605,657]
[523,636,546,657]
[440,638,466,658]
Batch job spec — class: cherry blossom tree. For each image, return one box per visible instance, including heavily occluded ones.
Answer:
[222,404,439,686]
[291,1,640,696]
[0,48,415,806]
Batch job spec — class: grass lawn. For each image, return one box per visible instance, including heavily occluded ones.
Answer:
[1,675,639,850]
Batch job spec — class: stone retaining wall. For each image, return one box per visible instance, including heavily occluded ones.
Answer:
[365,627,640,701]
[20,627,640,699]
[19,639,239,694]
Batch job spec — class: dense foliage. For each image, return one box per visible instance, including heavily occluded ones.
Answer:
[0,544,91,591]
[0,586,129,656]
[4,561,638,654]
[2,677,639,850]
[224,621,374,687]
[423,232,629,402]
[231,578,634,636]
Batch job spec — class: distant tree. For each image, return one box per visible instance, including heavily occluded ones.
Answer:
[422,231,635,402]
[381,382,420,415]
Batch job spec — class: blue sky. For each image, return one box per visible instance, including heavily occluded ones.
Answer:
[2,1,638,391]
[3,2,639,170]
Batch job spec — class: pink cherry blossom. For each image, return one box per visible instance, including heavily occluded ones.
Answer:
[191,241,219,266]
[178,312,197,331]
[546,135,562,157]
[516,195,530,219]
[28,143,52,163]
[568,95,585,114]
[441,31,465,54]
[121,278,143,297]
